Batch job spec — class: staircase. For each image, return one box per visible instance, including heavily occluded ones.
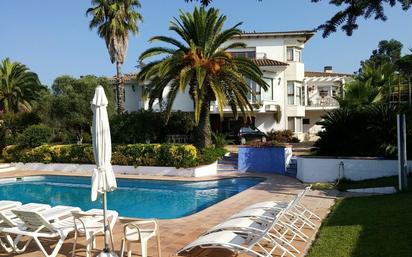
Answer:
[285,156,297,178]
[217,153,238,172]
[0,164,16,173]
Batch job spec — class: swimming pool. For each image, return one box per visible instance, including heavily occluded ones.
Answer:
[0,176,263,219]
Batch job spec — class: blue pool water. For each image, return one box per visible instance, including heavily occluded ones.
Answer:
[0,176,263,219]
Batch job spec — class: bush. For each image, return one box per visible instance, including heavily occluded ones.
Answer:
[212,132,232,148]
[267,129,300,143]
[16,124,52,148]
[3,143,201,168]
[197,147,227,165]
[315,104,412,158]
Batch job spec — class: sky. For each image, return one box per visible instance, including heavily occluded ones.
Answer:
[1,0,411,86]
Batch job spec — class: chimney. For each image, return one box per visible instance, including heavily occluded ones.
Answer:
[324,66,333,73]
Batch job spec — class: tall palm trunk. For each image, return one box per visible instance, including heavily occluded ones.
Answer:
[194,101,213,148]
[116,62,125,113]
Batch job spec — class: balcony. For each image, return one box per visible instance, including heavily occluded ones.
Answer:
[306,96,339,110]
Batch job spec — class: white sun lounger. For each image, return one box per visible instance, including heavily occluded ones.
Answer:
[203,208,301,255]
[0,200,22,211]
[2,205,80,257]
[0,203,51,253]
[233,187,320,233]
[244,186,321,223]
[177,229,295,257]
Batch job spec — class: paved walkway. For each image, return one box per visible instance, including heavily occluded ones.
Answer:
[0,170,337,257]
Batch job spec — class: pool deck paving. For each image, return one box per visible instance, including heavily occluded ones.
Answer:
[0,170,337,257]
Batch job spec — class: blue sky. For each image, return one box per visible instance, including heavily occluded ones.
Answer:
[1,0,411,86]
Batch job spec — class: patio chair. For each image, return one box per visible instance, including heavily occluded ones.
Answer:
[0,203,51,253]
[119,218,161,257]
[1,205,80,257]
[177,223,295,257]
[71,209,119,257]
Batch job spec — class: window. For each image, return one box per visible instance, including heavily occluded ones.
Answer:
[247,79,260,103]
[286,47,302,62]
[263,77,274,100]
[303,118,310,125]
[295,49,301,62]
[296,85,302,106]
[230,51,256,59]
[287,81,304,105]
[287,47,294,61]
[287,82,294,105]
[288,117,303,133]
[295,118,303,133]
[288,117,295,131]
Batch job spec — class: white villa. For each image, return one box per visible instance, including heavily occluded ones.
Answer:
[113,30,352,141]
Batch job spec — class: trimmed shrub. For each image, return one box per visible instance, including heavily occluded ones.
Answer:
[267,129,300,143]
[3,143,200,168]
[16,124,52,148]
[198,147,227,165]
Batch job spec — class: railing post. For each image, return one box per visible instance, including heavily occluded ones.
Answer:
[397,113,408,191]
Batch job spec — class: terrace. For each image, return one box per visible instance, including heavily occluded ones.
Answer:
[0,169,336,257]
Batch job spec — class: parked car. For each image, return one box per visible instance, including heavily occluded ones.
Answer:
[238,126,267,145]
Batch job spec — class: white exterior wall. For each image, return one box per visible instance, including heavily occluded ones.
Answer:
[120,32,314,135]
[297,157,412,183]
[124,83,143,112]
[303,110,324,141]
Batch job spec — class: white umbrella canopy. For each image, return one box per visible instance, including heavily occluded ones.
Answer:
[91,85,117,201]
[91,85,118,257]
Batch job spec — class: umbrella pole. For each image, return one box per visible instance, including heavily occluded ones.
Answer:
[103,191,109,251]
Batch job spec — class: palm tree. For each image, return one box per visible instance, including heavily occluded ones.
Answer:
[86,0,142,113]
[137,7,268,148]
[0,58,43,113]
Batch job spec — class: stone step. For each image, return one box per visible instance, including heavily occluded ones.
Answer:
[219,160,238,165]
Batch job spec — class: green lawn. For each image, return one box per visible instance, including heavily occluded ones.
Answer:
[307,191,412,257]
[311,175,412,191]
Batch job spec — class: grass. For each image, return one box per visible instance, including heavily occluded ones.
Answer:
[307,191,412,257]
[311,175,412,191]
[308,176,412,256]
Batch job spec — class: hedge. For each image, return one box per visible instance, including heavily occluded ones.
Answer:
[3,144,199,168]
[2,144,225,168]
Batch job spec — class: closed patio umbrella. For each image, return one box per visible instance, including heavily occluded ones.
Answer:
[91,85,118,257]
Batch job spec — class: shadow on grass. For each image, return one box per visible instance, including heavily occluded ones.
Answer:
[307,192,412,257]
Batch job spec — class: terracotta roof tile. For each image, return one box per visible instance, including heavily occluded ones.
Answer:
[253,58,289,67]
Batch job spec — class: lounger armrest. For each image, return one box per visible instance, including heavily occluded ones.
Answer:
[71,211,100,218]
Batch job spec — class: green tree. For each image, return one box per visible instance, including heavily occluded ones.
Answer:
[186,0,411,37]
[138,7,268,148]
[86,0,143,113]
[363,39,403,68]
[338,62,395,108]
[42,75,116,144]
[396,54,412,104]
[0,58,44,113]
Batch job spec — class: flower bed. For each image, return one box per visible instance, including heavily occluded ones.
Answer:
[2,144,224,169]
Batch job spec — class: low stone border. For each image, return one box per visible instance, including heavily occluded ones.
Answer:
[11,161,218,177]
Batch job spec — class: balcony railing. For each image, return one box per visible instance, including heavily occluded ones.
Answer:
[307,97,339,108]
